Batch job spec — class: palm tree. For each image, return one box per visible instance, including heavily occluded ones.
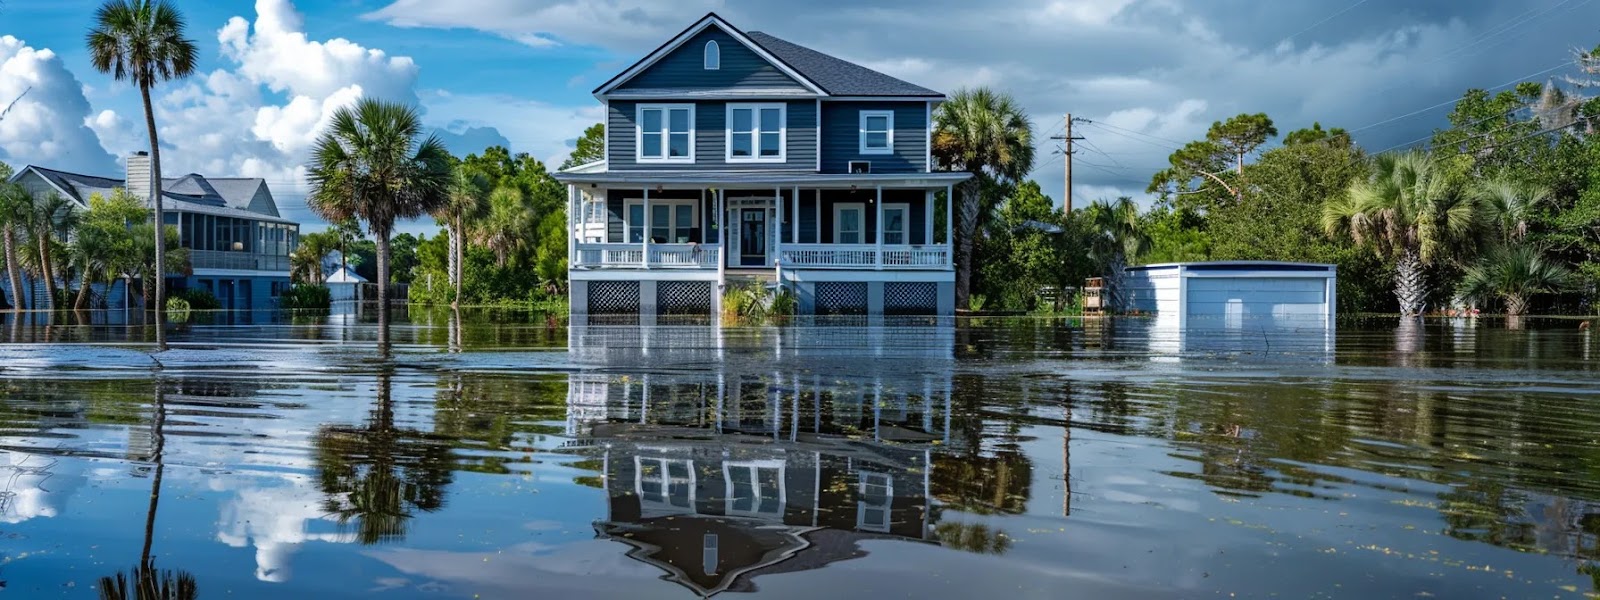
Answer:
[1323,151,1481,317]
[933,87,1035,309]
[1475,179,1548,242]
[1081,197,1149,311]
[98,387,197,600]
[435,166,490,307]
[306,98,451,319]
[290,231,337,284]
[130,221,190,309]
[479,185,528,268]
[24,192,76,310]
[1458,243,1572,316]
[87,0,199,348]
[0,175,29,311]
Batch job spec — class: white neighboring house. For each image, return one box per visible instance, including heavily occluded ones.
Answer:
[321,251,366,303]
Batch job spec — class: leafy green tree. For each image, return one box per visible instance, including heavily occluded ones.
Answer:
[1459,243,1573,315]
[388,233,421,284]
[1149,113,1277,210]
[70,191,145,309]
[290,230,338,284]
[975,181,1065,311]
[88,0,199,346]
[1082,197,1150,308]
[1281,122,1348,146]
[306,98,452,318]
[559,123,604,170]
[435,165,490,307]
[1324,151,1483,316]
[933,87,1035,309]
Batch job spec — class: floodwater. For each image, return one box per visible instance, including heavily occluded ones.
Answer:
[0,310,1597,598]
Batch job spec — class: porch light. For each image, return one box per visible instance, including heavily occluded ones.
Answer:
[231,241,244,251]
[655,184,664,193]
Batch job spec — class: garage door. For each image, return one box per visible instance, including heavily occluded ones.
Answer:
[1185,277,1327,329]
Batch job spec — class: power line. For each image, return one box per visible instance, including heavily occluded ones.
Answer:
[1276,0,1369,47]
[1077,122,1182,151]
[1346,61,1570,134]
[1079,119,1186,146]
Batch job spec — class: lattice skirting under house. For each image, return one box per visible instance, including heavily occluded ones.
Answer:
[815,282,869,316]
[884,282,939,316]
[657,281,714,315]
[587,281,641,315]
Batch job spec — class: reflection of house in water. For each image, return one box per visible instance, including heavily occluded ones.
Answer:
[566,324,955,596]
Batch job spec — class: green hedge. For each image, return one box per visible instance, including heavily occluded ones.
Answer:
[280,284,332,310]
[172,288,221,310]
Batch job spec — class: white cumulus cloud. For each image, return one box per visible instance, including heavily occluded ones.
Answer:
[0,36,118,175]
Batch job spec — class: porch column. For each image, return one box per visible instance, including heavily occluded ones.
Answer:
[875,185,884,270]
[813,190,822,243]
[642,187,651,269]
[717,189,726,283]
[773,186,782,268]
[791,185,799,248]
[924,189,934,246]
[566,184,577,265]
[945,184,953,268]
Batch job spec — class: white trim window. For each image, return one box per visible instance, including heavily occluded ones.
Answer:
[637,104,694,163]
[859,110,894,155]
[704,40,720,70]
[626,199,698,243]
[882,203,910,245]
[636,456,696,513]
[834,202,865,244]
[724,460,785,518]
[726,103,786,162]
[857,471,893,532]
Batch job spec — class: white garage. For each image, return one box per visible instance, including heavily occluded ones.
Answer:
[1121,262,1336,330]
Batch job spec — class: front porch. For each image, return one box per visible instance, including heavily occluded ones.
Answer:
[566,182,956,273]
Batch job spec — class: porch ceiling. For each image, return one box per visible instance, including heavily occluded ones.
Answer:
[553,170,972,188]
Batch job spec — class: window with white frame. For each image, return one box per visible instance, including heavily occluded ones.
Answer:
[835,203,864,244]
[882,203,909,245]
[725,461,785,518]
[637,104,694,162]
[626,200,697,243]
[859,110,894,155]
[637,456,696,512]
[704,41,720,70]
[727,103,785,162]
[857,471,893,532]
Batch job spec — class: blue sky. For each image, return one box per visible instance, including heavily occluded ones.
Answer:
[1,0,1597,237]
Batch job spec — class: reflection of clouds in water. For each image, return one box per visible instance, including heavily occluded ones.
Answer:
[0,450,84,524]
[215,475,355,583]
[367,540,666,596]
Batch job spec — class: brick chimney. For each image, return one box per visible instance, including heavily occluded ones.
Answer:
[125,151,152,203]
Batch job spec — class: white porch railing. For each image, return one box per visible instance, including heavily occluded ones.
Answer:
[779,244,951,270]
[574,243,719,269]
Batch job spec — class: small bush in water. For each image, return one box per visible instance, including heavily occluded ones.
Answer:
[166,297,192,321]
[173,288,221,310]
[280,284,332,310]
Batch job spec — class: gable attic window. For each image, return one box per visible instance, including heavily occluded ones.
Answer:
[860,110,894,155]
[704,40,720,70]
[637,104,695,163]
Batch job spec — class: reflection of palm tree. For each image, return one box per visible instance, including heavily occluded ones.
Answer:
[98,386,198,599]
[934,521,1012,555]
[315,371,454,544]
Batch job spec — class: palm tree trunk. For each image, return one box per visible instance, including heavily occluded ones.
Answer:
[75,269,93,310]
[140,83,167,350]
[375,225,391,355]
[1395,247,1425,317]
[3,230,23,311]
[450,216,461,308]
[1505,294,1529,317]
[38,234,55,311]
[955,179,981,310]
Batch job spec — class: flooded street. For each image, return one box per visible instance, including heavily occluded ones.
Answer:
[0,312,1598,598]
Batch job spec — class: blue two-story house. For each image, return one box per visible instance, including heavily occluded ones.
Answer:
[555,13,970,318]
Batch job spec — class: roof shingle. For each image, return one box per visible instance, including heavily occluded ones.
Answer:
[745,31,942,98]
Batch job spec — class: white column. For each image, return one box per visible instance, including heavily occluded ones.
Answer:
[945,184,953,267]
[566,184,576,264]
[717,189,727,283]
[875,185,884,270]
[772,186,782,268]
[791,185,800,248]
[642,187,651,269]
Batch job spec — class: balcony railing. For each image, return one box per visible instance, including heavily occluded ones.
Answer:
[571,243,951,271]
[189,249,291,272]
[575,243,720,269]
[780,244,951,270]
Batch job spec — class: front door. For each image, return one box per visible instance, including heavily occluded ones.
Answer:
[739,209,767,266]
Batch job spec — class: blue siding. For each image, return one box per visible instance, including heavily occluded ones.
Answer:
[608,100,817,171]
[811,189,929,244]
[616,27,806,92]
[819,101,929,174]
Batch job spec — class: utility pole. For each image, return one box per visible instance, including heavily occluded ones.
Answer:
[1050,114,1086,213]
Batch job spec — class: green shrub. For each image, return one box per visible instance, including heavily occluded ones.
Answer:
[769,287,797,317]
[968,294,988,312]
[165,297,192,321]
[173,288,221,310]
[280,284,332,310]
[722,282,796,324]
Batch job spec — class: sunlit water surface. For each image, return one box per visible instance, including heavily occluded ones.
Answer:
[0,309,1596,599]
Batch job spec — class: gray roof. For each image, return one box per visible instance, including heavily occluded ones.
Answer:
[745,31,943,98]
[18,166,293,224]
